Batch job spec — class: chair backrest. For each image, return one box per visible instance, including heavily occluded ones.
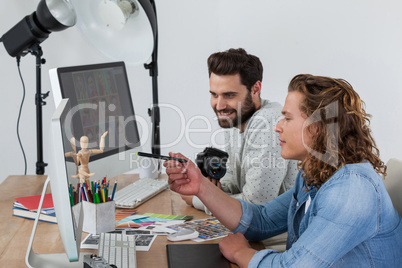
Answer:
[384,158,402,216]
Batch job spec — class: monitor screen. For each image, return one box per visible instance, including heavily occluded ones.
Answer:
[49,62,142,180]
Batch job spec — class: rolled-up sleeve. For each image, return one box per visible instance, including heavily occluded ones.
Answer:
[234,190,291,241]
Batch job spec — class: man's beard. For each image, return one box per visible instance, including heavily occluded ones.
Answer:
[215,92,256,128]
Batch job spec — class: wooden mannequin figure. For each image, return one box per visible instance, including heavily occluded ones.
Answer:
[65,137,80,176]
[72,131,108,185]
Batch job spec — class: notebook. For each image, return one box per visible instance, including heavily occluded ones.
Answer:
[12,206,57,223]
[166,244,230,268]
[14,193,54,211]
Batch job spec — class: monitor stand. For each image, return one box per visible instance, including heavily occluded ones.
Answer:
[25,177,90,268]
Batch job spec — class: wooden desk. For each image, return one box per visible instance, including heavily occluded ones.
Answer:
[0,175,263,268]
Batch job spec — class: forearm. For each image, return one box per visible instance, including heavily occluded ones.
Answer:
[197,179,242,230]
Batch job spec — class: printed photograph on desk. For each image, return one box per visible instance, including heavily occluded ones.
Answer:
[81,229,157,251]
[80,233,100,249]
[125,231,156,251]
[166,218,232,242]
[123,229,157,251]
[80,229,135,249]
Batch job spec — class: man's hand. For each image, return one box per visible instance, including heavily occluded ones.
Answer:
[180,176,223,206]
[166,152,243,232]
[219,233,256,267]
[164,152,204,196]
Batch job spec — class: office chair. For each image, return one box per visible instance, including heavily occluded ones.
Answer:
[383,158,402,216]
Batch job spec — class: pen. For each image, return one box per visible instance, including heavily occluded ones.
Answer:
[106,181,109,201]
[82,183,89,201]
[69,194,74,206]
[101,186,105,203]
[80,185,86,201]
[94,193,100,204]
[69,184,74,206]
[73,185,78,204]
[87,188,93,203]
[111,180,117,201]
[136,152,187,163]
[78,184,82,203]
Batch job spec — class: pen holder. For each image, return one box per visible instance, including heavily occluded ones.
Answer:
[73,200,115,234]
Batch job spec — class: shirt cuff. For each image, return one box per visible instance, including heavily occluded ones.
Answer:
[248,249,279,268]
[233,199,254,234]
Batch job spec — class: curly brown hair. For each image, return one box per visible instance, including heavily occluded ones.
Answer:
[288,74,386,188]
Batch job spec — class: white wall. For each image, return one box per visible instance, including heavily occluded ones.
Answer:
[1,0,401,183]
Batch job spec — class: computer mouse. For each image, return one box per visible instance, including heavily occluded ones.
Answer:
[167,228,199,241]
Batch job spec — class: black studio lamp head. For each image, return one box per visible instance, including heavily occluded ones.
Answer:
[0,0,76,57]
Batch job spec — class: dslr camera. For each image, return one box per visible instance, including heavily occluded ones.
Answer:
[196,147,229,180]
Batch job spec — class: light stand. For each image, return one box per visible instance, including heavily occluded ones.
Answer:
[142,0,160,156]
[31,44,49,174]
[0,0,76,174]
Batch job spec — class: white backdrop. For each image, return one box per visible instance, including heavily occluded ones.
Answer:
[1,0,401,183]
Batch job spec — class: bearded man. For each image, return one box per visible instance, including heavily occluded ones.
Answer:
[180,48,298,251]
[182,48,297,217]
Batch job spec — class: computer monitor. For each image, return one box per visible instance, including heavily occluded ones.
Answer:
[49,61,142,181]
[26,98,88,267]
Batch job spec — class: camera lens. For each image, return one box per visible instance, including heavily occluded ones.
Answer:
[196,147,228,180]
[206,157,226,179]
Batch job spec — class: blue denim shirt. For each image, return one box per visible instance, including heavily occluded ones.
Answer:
[235,162,402,267]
